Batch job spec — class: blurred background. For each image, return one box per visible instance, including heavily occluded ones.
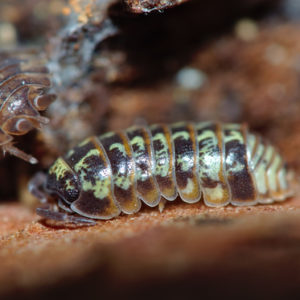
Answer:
[0,0,300,299]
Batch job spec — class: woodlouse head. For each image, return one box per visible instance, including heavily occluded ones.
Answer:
[45,158,81,205]
[29,171,97,225]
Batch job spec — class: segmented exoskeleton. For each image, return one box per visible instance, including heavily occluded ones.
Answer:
[29,122,293,225]
[0,51,55,164]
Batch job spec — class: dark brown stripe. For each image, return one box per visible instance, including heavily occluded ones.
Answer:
[65,137,120,218]
[224,126,256,203]
[150,124,177,200]
[45,164,80,204]
[99,131,140,214]
[171,122,200,202]
[126,126,160,206]
[71,190,117,219]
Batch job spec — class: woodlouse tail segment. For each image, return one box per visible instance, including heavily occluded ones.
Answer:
[36,206,97,226]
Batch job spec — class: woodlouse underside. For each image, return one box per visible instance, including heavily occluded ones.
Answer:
[29,121,293,225]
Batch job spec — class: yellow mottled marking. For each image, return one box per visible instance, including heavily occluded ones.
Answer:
[74,148,111,199]
[224,128,243,144]
[49,158,69,180]
[176,155,193,172]
[49,158,75,191]
[109,143,127,157]
[172,131,190,141]
[181,178,195,194]
[153,133,169,177]
[205,184,224,203]
[74,149,99,172]
[131,136,145,152]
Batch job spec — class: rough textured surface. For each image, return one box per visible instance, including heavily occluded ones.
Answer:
[125,0,189,13]
[1,193,300,299]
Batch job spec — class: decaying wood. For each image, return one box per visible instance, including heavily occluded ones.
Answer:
[1,194,300,299]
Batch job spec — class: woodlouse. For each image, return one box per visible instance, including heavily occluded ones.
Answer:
[29,121,293,225]
[0,52,55,164]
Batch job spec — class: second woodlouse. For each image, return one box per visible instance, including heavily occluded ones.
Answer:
[0,52,55,164]
[29,121,293,225]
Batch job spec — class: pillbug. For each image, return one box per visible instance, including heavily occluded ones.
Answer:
[0,51,55,164]
[29,121,293,225]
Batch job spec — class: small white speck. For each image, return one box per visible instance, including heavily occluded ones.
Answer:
[175,67,207,90]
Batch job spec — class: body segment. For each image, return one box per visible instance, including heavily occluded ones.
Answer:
[33,122,293,223]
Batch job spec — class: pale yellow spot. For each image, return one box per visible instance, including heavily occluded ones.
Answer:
[181,178,195,195]
[113,175,131,190]
[197,128,221,183]
[81,179,110,199]
[267,154,281,192]
[49,158,69,180]
[74,149,99,172]
[224,129,243,143]
[109,143,127,157]
[254,166,267,194]
[176,155,192,172]
[205,184,224,202]
[73,148,111,199]
[49,158,75,191]
[172,131,190,141]
[131,136,145,152]
[153,133,169,177]
[65,179,75,191]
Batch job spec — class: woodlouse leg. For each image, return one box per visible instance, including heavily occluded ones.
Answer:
[36,206,97,225]
[2,143,38,164]
[158,198,167,213]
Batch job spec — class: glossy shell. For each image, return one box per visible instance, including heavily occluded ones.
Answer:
[43,122,292,221]
[0,51,55,163]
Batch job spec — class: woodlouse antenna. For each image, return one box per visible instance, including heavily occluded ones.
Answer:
[36,206,96,225]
